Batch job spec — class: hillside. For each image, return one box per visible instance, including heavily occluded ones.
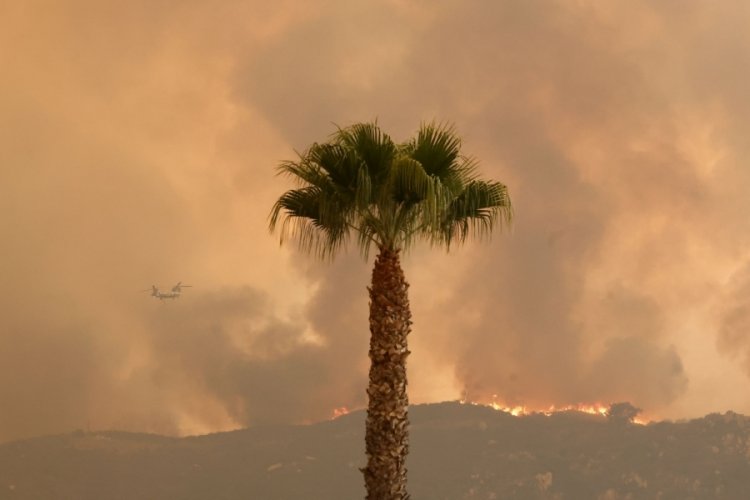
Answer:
[1,402,749,499]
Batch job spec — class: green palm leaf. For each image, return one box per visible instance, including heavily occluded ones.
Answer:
[269,121,512,257]
[439,180,512,246]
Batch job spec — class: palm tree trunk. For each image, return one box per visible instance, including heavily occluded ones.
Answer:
[363,247,411,499]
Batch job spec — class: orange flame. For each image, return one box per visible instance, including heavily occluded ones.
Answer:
[331,406,350,419]
[463,395,648,424]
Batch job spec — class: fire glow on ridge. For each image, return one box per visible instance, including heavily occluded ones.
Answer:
[462,395,649,425]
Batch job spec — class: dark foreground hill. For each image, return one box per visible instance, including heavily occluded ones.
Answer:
[1,402,749,499]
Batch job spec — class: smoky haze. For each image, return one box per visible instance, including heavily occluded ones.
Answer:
[2,0,750,443]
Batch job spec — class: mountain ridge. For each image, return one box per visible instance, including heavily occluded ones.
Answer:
[1,402,748,499]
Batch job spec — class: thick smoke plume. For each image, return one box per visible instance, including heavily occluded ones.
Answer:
[2,0,750,442]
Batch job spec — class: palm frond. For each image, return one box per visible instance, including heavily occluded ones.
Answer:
[269,186,351,258]
[306,143,360,196]
[276,157,333,190]
[335,122,396,184]
[269,120,513,259]
[403,122,463,179]
[389,157,432,204]
[436,180,513,246]
[355,166,373,210]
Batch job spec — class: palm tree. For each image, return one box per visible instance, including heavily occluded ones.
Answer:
[269,121,512,499]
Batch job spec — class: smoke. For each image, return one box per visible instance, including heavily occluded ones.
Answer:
[237,0,749,416]
[2,0,750,442]
[718,263,750,376]
[140,281,365,427]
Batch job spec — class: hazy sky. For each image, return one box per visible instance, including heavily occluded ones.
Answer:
[2,0,750,443]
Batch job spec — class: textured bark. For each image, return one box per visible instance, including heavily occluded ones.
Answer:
[363,248,411,500]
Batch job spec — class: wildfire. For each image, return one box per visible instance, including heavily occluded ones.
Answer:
[463,395,648,424]
[484,401,609,417]
[327,399,649,424]
[331,406,350,419]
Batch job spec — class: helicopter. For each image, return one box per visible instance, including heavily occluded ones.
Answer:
[141,282,193,301]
